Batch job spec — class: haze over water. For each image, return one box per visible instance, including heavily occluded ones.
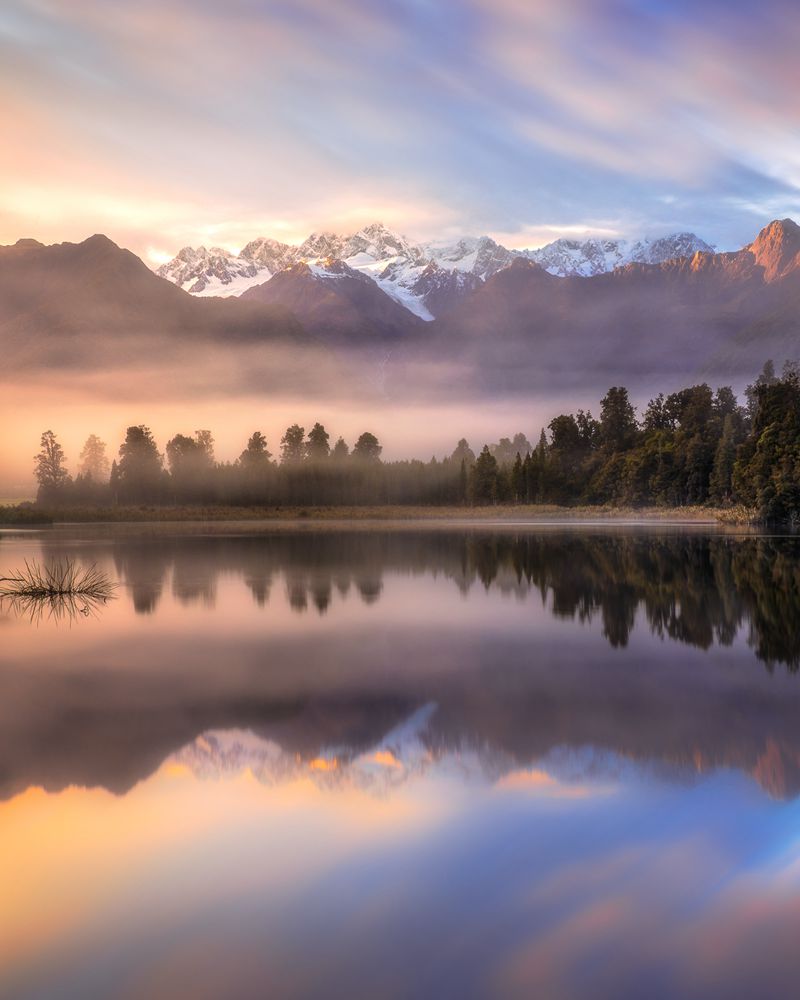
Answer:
[3,523,800,998]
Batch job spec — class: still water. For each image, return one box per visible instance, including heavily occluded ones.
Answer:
[2,522,800,999]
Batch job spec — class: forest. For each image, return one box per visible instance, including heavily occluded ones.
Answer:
[23,360,800,524]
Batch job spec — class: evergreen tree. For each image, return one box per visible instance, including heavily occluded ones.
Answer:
[195,429,215,463]
[239,431,271,467]
[709,413,736,503]
[306,422,331,461]
[521,453,533,502]
[332,437,350,460]
[450,438,476,465]
[744,360,777,424]
[643,393,671,432]
[34,430,71,504]
[166,431,214,501]
[533,429,549,502]
[512,432,532,457]
[576,410,600,451]
[118,425,163,503]
[237,431,272,503]
[469,445,499,504]
[353,432,382,462]
[733,370,800,522]
[78,434,109,482]
[280,424,305,463]
[109,460,120,505]
[599,386,637,453]
[492,434,532,465]
[166,434,201,476]
[458,458,468,504]
[511,452,525,501]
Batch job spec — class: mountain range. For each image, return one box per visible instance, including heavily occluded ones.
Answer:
[2,218,800,398]
[157,221,714,319]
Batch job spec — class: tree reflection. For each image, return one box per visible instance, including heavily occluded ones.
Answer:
[8,528,800,802]
[35,529,800,669]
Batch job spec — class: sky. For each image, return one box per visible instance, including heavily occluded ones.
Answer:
[2,0,800,262]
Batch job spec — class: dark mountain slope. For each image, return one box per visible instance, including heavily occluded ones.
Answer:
[425,220,800,394]
[241,258,423,346]
[0,234,309,373]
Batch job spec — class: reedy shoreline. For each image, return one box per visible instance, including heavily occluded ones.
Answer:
[0,502,760,525]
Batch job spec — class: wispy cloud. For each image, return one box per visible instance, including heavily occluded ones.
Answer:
[1,0,799,254]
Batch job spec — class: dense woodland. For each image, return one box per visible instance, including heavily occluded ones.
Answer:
[25,361,800,523]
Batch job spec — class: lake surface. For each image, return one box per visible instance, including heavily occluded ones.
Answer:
[3,522,800,999]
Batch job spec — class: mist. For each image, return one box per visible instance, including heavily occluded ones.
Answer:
[0,374,595,494]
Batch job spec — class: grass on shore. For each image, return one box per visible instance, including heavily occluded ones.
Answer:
[0,502,760,524]
[0,504,54,524]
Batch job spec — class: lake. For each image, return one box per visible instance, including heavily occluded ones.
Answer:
[2,522,800,999]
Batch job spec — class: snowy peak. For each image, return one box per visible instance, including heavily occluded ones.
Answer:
[296,230,344,260]
[239,236,294,273]
[522,232,714,277]
[157,245,260,294]
[637,232,715,264]
[345,222,424,265]
[155,222,716,313]
[306,256,373,284]
[423,235,514,278]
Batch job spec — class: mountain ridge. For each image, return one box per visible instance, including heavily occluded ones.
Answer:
[424,218,800,393]
[3,218,800,399]
[156,222,714,317]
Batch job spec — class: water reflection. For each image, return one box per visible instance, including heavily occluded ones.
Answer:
[2,527,800,802]
[0,589,113,624]
[27,529,800,669]
[3,526,800,998]
[0,557,116,624]
[2,722,800,1000]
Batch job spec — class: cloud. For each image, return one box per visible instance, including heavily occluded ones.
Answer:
[1,0,799,254]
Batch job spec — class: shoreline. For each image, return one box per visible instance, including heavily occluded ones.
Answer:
[0,502,757,526]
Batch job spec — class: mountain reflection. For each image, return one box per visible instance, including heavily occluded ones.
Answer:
[40,529,800,669]
[6,527,800,804]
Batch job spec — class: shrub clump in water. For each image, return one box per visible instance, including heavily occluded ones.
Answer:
[0,560,116,622]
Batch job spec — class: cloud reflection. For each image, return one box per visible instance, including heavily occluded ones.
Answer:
[1,737,798,1000]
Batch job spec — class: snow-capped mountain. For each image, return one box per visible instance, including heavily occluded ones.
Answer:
[157,223,714,317]
[240,256,424,346]
[240,236,295,273]
[169,704,444,794]
[157,245,263,295]
[405,261,483,317]
[166,704,524,795]
[297,223,432,319]
[423,235,515,277]
[522,232,714,277]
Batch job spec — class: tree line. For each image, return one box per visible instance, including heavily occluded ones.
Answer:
[30,361,800,522]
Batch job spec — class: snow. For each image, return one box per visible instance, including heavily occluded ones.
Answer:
[156,223,713,315]
[178,269,271,297]
[375,276,434,320]
[520,233,714,277]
